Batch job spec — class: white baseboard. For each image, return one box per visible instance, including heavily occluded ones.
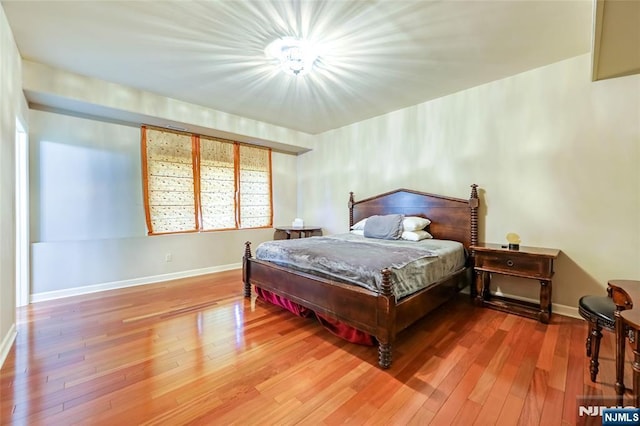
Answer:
[30,263,242,303]
[550,302,580,320]
[29,266,583,320]
[460,287,580,320]
[0,323,17,369]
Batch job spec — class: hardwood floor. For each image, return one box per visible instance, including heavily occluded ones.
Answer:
[0,270,635,425]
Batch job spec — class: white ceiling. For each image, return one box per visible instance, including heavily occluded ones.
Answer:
[3,0,593,135]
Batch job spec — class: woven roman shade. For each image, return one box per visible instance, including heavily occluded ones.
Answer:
[141,126,272,235]
[142,127,197,234]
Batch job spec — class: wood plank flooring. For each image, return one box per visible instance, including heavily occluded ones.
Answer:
[0,270,636,425]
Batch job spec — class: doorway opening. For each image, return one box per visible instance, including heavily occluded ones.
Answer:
[15,118,29,307]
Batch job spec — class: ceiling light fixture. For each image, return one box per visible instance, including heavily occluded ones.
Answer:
[265,37,319,77]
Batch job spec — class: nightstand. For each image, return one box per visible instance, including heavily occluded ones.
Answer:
[274,226,322,240]
[471,243,560,323]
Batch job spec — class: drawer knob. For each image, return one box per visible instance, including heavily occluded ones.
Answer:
[506,260,514,267]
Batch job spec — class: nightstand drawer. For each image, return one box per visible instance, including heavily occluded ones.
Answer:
[475,253,552,279]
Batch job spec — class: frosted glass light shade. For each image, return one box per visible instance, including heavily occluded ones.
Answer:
[265,37,319,77]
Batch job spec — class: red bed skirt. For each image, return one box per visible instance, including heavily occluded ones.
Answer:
[255,287,375,346]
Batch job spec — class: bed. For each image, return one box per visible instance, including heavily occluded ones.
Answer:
[242,185,480,368]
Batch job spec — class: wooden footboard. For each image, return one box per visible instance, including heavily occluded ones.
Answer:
[243,243,397,368]
[244,246,391,335]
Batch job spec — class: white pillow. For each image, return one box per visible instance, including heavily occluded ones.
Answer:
[401,230,433,241]
[350,229,364,236]
[350,218,368,230]
[403,216,431,232]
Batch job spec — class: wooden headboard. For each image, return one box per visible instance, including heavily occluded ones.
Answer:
[348,185,479,250]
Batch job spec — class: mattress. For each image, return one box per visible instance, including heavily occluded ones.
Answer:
[255,232,466,299]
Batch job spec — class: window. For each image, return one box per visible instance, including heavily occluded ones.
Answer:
[141,126,272,235]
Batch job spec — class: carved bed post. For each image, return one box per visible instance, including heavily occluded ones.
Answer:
[469,184,479,249]
[243,241,252,298]
[348,192,355,229]
[378,268,393,369]
[469,184,479,299]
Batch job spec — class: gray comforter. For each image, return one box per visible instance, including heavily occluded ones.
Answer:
[255,233,466,299]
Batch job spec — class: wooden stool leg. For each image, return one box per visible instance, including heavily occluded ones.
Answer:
[615,313,626,403]
[586,324,593,357]
[590,324,603,382]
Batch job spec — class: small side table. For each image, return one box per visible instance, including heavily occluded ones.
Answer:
[608,279,640,404]
[621,308,640,407]
[274,226,322,240]
[471,243,560,323]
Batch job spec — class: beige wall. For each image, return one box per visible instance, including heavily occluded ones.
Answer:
[298,54,640,311]
[28,109,298,298]
[0,5,27,366]
[20,60,305,302]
